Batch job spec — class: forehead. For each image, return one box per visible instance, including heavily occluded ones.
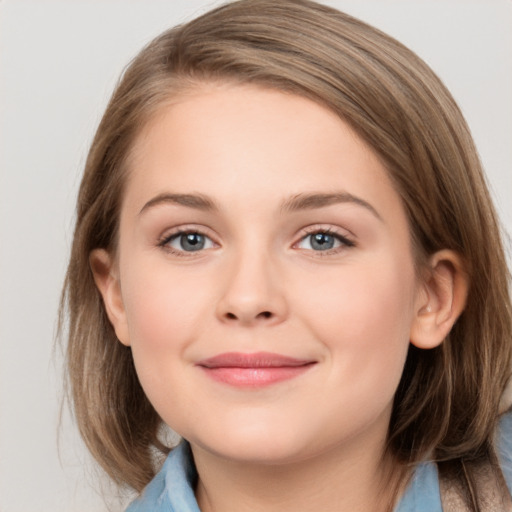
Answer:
[123,83,404,224]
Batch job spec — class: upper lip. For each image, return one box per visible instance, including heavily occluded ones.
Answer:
[196,351,316,368]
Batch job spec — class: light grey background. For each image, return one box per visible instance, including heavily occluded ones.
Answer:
[1,1,511,511]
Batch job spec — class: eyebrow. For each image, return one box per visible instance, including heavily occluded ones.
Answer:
[280,192,382,220]
[139,191,381,220]
[139,193,218,215]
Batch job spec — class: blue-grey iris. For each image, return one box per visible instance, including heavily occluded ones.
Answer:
[310,233,335,250]
[180,233,205,251]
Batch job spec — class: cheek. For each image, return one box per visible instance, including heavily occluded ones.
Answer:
[118,263,212,420]
[120,260,213,365]
[297,254,416,380]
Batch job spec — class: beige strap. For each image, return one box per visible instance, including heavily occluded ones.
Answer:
[439,458,512,512]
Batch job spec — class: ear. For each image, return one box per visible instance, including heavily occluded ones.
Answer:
[410,250,469,350]
[89,249,131,346]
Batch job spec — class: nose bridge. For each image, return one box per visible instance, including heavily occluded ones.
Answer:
[216,241,287,325]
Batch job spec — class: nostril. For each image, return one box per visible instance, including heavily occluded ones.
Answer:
[223,311,274,321]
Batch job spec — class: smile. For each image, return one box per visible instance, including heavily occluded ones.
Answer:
[196,352,317,388]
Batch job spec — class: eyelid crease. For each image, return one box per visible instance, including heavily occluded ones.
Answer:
[297,227,356,249]
[301,224,355,241]
[155,223,356,260]
[158,226,216,246]
[157,228,218,258]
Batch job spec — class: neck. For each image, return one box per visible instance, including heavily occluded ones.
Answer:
[192,434,405,512]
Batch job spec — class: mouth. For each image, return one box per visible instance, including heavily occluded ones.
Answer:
[195,351,317,388]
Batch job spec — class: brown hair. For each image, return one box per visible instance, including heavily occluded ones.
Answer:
[61,0,512,501]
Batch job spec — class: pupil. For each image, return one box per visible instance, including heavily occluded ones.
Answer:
[311,233,334,250]
[182,233,205,251]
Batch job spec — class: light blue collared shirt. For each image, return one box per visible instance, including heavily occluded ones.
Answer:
[127,413,512,511]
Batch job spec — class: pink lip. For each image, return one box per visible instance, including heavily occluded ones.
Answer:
[196,352,316,388]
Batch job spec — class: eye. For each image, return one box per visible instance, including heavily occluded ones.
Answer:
[161,231,215,253]
[296,230,354,252]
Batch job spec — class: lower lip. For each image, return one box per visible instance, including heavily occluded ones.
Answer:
[199,365,314,388]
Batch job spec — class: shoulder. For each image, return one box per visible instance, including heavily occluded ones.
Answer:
[498,410,512,495]
[125,442,199,512]
[125,468,170,512]
[395,461,442,512]
[396,412,512,511]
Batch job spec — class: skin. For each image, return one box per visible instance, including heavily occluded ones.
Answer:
[92,83,467,512]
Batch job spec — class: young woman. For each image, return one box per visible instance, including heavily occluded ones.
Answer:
[62,1,512,510]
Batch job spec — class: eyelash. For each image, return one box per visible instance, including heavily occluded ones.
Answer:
[295,227,355,256]
[157,226,355,257]
[158,227,217,257]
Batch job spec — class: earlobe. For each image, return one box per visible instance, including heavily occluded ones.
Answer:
[89,249,131,346]
[410,250,469,350]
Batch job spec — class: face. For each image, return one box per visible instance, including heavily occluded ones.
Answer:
[101,83,426,466]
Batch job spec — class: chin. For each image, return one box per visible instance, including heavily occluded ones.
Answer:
[187,422,321,466]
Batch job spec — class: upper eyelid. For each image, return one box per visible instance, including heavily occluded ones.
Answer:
[294,225,356,250]
[299,224,355,240]
[158,225,216,242]
[156,223,356,247]
[158,229,217,256]
[161,231,213,245]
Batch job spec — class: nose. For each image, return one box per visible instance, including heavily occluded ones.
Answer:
[215,250,288,326]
